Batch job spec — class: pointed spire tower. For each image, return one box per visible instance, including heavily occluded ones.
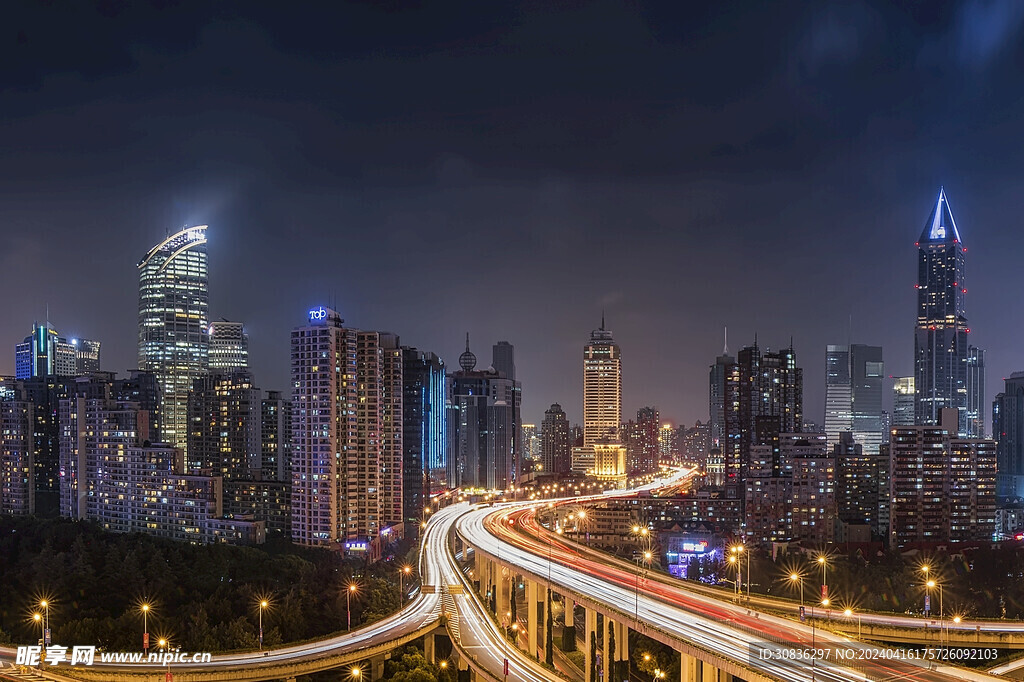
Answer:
[914,187,970,433]
[459,332,477,372]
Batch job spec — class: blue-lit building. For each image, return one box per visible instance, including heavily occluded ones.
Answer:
[914,188,974,435]
[15,324,77,379]
[402,347,446,531]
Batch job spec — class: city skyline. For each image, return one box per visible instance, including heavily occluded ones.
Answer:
[4,3,1024,429]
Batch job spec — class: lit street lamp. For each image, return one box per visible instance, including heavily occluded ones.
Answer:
[635,550,652,623]
[141,604,150,653]
[400,565,413,603]
[32,613,43,659]
[843,608,861,639]
[925,578,944,643]
[731,545,749,601]
[728,555,739,599]
[789,573,804,610]
[347,584,358,632]
[258,600,269,649]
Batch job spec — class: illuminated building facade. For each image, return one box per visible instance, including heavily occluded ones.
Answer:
[260,390,292,482]
[892,376,915,427]
[824,344,883,455]
[993,373,1024,498]
[73,338,101,374]
[402,348,445,531]
[966,345,986,438]
[541,403,570,474]
[138,226,210,454]
[914,189,971,434]
[573,319,626,482]
[209,320,249,371]
[187,371,261,479]
[15,323,77,379]
[290,307,404,555]
[0,397,34,515]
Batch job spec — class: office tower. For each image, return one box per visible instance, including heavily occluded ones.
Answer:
[966,345,986,438]
[834,431,880,532]
[914,189,972,434]
[492,341,516,380]
[208,320,249,371]
[659,423,677,462]
[573,319,627,482]
[788,444,835,545]
[138,226,210,454]
[993,373,1024,498]
[261,390,292,482]
[850,345,884,454]
[187,371,261,479]
[824,345,853,448]
[72,338,101,374]
[521,424,537,461]
[0,396,34,515]
[709,352,740,482]
[402,348,445,532]
[627,407,659,473]
[892,377,915,427]
[737,342,803,479]
[113,370,162,443]
[890,408,996,545]
[290,307,403,555]
[541,403,570,474]
[15,323,77,379]
[446,335,520,490]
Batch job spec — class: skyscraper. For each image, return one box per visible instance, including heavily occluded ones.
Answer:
[541,403,570,474]
[72,338,101,374]
[289,307,403,556]
[187,371,261,478]
[402,347,446,532]
[914,189,971,434]
[492,341,516,380]
[993,373,1024,499]
[824,344,883,455]
[260,390,292,482]
[892,377,916,427]
[209,320,249,371]
[573,319,626,482]
[736,341,803,479]
[446,336,520,490]
[0,396,34,515]
[138,226,210,454]
[966,345,986,438]
[708,351,740,482]
[15,323,77,379]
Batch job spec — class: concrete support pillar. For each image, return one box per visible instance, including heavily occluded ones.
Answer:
[701,657,717,682]
[371,655,385,680]
[602,616,612,681]
[561,595,577,652]
[584,607,598,682]
[527,580,539,658]
[564,596,574,626]
[424,632,436,662]
[496,567,509,622]
[679,651,699,682]
[616,620,629,662]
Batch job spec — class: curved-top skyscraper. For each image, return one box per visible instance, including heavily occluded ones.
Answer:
[138,226,209,457]
[914,189,969,434]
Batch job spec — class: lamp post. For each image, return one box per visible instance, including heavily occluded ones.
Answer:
[141,604,150,653]
[347,584,357,632]
[728,555,739,599]
[32,613,43,660]
[39,601,49,644]
[731,545,749,601]
[258,600,268,649]
[817,555,828,604]
[926,579,944,643]
[843,608,861,639]
[635,550,652,623]
[400,566,412,603]
[790,573,804,610]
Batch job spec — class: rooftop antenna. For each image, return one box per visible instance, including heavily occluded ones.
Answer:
[723,326,729,355]
[601,310,606,331]
[465,332,470,351]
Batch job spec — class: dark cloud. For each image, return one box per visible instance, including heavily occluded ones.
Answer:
[2,1,1024,429]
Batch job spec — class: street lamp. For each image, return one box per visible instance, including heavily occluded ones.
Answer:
[258,600,269,650]
[32,613,43,658]
[789,573,804,610]
[635,550,652,623]
[400,566,413,603]
[349,665,362,680]
[347,584,358,632]
[843,608,861,639]
[925,578,944,643]
[731,545,749,601]
[728,555,739,598]
[141,604,150,653]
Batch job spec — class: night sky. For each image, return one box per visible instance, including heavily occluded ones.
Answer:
[3,1,1024,429]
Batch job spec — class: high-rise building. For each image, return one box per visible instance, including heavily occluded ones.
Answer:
[260,390,292,482]
[626,407,659,474]
[834,431,881,533]
[737,342,803,479]
[541,403,570,474]
[573,319,626,482]
[659,423,677,463]
[0,396,34,515]
[824,344,884,455]
[892,377,916,427]
[914,189,973,434]
[890,408,995,545]
[209,320,249,371]
[446,336,520,490]
[521,424,538,462]
[709,352,740,482]
[290,307,403,556]
[966,345,986,438]
[138,226,210,454]
[993,373,1024,499]
[492,341,516,380]
[72,338,101,374]
[187,371,261,479]
[402,348,445,532]
[824,345,853,448]
[15,323,77,379]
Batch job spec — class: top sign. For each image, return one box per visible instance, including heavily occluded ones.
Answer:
[309,307,327,321]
